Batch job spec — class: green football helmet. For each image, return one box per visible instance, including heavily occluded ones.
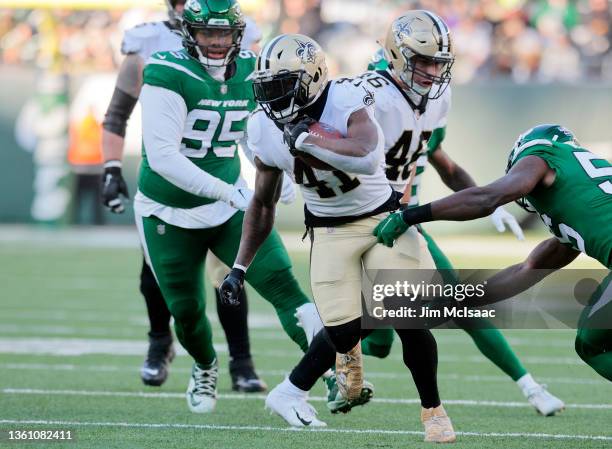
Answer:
[506,124,578,212]
[182,0,246,67]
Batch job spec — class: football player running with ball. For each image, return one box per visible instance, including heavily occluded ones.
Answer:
[374,124,612,382]
[357,11,563,416]
[100,0,283,392]
[133,0,322,414]
[220,34,456,442]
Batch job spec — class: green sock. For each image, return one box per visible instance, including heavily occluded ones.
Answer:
[463,327,527,381]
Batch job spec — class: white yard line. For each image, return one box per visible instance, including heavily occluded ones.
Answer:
[0,324,576,348]
[0,362,607,386]
[3,388,611,410]
[0,419,610,441]
[0,337,592,365]
[0,312,281,328]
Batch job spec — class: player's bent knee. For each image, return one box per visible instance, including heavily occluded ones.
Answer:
[167,298,202,326]
[575,331,600,362]
[325,318,361,353]
[253,267,308,310]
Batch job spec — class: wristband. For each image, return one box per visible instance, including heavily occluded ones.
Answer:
[232,263,248,272]
[294,131,311,151]
[400,203,433,226]
[104,160,122,169]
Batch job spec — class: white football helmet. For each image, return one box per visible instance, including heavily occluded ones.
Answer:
[251,34,328,123]
[383,10,454,100]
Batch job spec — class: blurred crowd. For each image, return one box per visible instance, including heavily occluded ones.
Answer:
[1,0,611,83]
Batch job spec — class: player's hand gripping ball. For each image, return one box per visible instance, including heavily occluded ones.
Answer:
[285,119,343,171]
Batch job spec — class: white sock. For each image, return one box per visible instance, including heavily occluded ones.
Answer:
[516,373,539,396]
[279,377,308,398]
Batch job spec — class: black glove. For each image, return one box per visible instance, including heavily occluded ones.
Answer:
[218,267,246,307]
[102,160,129,214]
[283,117,315,150]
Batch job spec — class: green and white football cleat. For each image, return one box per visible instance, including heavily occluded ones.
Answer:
[186,360,218,413]
[325,375,374,414]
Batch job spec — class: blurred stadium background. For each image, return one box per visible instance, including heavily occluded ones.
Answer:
[0,0,611,230]
[0,1,611,447]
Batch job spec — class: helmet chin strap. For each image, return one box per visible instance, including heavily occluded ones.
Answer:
[406,87,426,107]
[394,70,429,112]
[196,46,228,68]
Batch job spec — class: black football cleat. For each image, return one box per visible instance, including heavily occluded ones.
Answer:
[229,357,267,393]
[140,332,175,387]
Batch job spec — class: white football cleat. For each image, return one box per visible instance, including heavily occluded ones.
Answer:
[265,381,327,427]
[525,384,565,416]
[186,360,218,413]
[295,303,324,346]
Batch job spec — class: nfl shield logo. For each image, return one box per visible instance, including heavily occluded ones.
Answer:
[157,224,166,235]
[220,84,228,95]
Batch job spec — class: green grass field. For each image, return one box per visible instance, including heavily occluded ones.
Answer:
[0,228,610,449]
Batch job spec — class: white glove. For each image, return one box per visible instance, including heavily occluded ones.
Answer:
[227,187,253,211]
[280,173,296,204]
[490,206,524,241]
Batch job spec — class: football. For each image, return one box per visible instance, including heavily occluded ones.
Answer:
[292,122,343,171]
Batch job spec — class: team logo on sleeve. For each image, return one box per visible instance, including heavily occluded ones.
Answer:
[295,39,316,64]
[362,87,374,106]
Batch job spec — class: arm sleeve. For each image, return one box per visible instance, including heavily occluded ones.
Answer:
[296,110,384,176]
[239,135,256,164]
[245,111,278,168]
[298,142,382,175]
[140,84,234,201]
[426,126,446,154]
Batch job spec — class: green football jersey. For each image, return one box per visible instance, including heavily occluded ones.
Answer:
[509,136,612,268]
[139,48,257,208]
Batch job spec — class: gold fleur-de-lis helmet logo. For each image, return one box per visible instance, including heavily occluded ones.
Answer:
[294,39,316,64]
[394,20,413,44]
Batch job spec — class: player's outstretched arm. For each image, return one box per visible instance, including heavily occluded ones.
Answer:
[374,155,549,247]
[429,148,524,240]
[101,54,144,213]
[288,108,383,175]
[463,238,580,307]
[219,157,283,306]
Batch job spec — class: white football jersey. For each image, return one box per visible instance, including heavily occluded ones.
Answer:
[121,21,183,60]
[247,81,393,219]
[121,19,262,61]
[356,70,451,203]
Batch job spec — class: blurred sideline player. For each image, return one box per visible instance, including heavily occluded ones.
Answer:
[373,124,612,382]
[132,0,324,414]
[357,11,563,415]
[221,34,456,441]
[100,0,292,392]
